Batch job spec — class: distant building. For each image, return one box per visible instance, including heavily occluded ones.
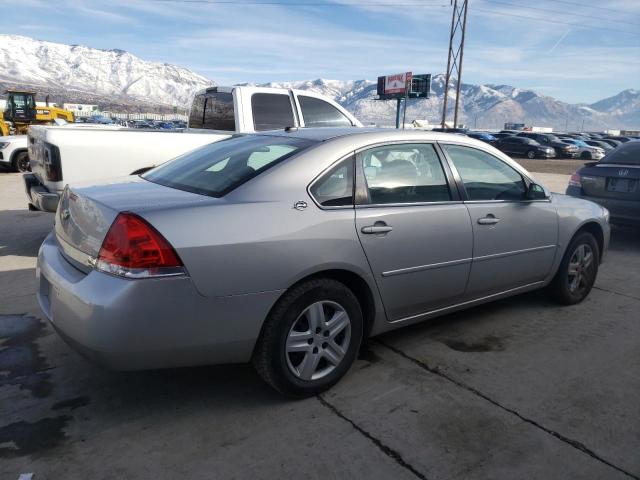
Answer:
[63,103,99,116]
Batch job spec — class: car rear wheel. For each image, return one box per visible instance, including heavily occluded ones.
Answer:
[253,278,363,397]
[549,231,599,305]
[526,150,536,159]
[12,152,30,173]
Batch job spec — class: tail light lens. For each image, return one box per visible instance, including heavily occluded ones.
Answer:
[43,142,62,182]
[569,173,582,187]
[95,213,185,278]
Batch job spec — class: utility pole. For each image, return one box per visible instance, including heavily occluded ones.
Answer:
[441,0,469,129]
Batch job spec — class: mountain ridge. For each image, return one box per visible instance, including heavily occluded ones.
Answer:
[1,34,638,129]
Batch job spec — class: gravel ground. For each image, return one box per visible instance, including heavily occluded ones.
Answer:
[513,157,587,175]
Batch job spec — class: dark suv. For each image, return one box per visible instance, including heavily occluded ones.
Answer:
[517,132,578,158]
[494,136,556,159]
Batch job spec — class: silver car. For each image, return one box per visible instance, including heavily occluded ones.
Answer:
[37,128,610,396]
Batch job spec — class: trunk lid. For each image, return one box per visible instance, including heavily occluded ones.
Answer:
[54,176,219,264]
[579,163,640,200]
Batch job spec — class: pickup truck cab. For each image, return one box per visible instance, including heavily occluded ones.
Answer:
[25,86,361,211]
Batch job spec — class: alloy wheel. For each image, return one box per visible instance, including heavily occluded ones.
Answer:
[567,243,595,295]
[285,301,351,381]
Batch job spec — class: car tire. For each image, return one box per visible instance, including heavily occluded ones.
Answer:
[581,151,592,160]
[12,152,30,173]
[253,278,363,397]
[526,150,536,159]
[549,231,599,305]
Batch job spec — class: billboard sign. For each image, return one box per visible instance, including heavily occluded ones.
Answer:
[383,72,412,95]
[377,73,430,100]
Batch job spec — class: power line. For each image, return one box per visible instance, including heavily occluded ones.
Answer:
[473,7,640,37]
[484,0,640,28]
[525,0,640,18]
[152,0,449,6]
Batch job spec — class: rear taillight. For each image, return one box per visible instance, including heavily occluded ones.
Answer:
[569,173,582,187]
[95,213,185,278]
[43,142,62,182]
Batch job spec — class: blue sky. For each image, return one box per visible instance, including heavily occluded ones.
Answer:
[3,0,639,103]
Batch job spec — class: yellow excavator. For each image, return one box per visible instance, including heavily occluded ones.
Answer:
[1,89,75,136]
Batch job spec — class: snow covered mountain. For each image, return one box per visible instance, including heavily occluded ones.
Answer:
[0,34,213,107]
[1,35,637,129]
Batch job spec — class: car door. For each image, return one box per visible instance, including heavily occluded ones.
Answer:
[354,143,473,322]
[440,143,559,298]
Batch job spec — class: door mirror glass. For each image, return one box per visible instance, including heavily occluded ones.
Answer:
[527,183,548,200]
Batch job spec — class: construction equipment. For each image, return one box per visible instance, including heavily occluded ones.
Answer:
[1,90,74,136]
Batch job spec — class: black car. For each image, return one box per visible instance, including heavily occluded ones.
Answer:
[604,136,633,143]
[492,132,516,140]
[494,136,556,159]
[566,141,640,225]
[600,138,623,148]
[517,132,578,158]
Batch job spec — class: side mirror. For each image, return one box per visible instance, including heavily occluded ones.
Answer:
[526,182,548,200]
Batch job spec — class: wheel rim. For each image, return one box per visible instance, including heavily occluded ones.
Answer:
[567,243,595,295]
[285,300,351,381]
[527,151,535,159]
[18,155,30,172]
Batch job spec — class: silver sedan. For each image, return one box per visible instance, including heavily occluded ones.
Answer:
[37,128,610,396]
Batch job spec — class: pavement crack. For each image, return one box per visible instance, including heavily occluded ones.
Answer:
[593,286,640,302]
[317,395,428,480]
[376,339,639,480]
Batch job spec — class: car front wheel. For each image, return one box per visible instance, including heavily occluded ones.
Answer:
[549,232,599,305]
[253,278,363,397]
[526,150,536,159]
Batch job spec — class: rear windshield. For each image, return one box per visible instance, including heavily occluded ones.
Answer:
[143,135,315,197]
[188,91,235,131]
[600,141,640,165]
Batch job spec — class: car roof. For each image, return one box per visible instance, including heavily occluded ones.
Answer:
[253,127,481,144]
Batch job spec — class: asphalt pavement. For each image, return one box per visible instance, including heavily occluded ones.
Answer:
[1,171,638,480]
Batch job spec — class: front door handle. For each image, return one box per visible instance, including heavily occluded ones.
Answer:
[477,215,500,225]
[361,222,393,234]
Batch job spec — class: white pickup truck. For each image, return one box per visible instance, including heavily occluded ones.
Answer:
[25,86,361,211]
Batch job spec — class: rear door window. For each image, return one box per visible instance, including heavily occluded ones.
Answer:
[298,95,352,128]
[360,144,451,204]
[251,93,295,131]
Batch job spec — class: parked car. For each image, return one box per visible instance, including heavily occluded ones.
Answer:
[492,132,516,140]
[494,136,556,158]
[516,132,578,158]
[604,136,633,143]
[0,135,29,172]
[566,140,639,225]
[561,139,605,160]
[25,86,361,212]
[37,128,609,396]
[600,138,623,148]
[466,131,496,143]
[585,140,614,153]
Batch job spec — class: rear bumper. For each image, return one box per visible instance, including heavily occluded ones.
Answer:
[566,186,640,225]
[37,232,283,370]
[23,173,60,212]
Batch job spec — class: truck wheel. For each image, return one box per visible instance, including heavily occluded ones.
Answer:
[526,150,536,159]
[580,151,592,160]
[253,278,363,397]
[12,152,31,173]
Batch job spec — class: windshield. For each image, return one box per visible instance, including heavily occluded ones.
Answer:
[143,135,315,197]
[600,141,640,165]
[574,140,588,147]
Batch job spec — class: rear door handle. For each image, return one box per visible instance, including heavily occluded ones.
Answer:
[477,215,500,225]
[361,222,393,234]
